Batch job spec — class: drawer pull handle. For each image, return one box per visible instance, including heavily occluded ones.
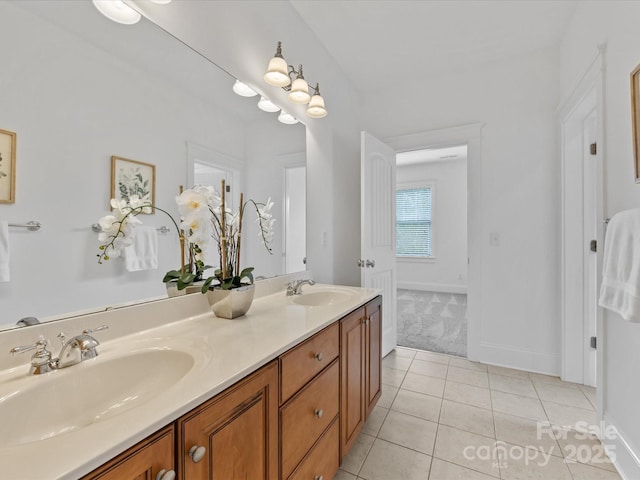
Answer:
[314,476,324,480]
[313,351,324,362]
[156,469,176,480]
[314,408,324,418]
[188,445,206,463]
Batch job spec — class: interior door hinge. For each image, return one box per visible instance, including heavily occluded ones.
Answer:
[590,143,597,155]
[590,336,597,349]
[590,240,597,252]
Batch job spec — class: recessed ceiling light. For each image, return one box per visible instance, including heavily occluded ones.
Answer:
[92,0,141,25]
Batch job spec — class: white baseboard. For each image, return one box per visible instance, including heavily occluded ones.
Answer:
[603,413,640,480]
[473,341,560,376]
[397,281,467,294]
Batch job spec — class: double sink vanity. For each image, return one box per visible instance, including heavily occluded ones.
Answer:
[0,280,382,479]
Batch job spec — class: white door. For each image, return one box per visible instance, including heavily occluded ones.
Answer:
[361,131,397,357]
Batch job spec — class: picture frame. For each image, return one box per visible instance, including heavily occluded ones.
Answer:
[0,129,16,204]
[110,156,155,212]
[632,64,640,183]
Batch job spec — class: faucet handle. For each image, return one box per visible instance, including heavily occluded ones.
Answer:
[82,325,108,335]
[10,337,49,356]
[10,337,55,375]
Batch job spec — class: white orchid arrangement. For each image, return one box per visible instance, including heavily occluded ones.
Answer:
[97,181,274,293]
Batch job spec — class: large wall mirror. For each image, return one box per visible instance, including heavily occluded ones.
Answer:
[0,0,306,330]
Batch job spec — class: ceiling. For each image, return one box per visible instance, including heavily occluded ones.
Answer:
[290,0,578,95]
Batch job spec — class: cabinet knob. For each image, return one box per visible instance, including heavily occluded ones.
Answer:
[313,351,324,362]
[188,445,206,463]
[156,469,176,480]
[314,408,324,418]
[314,476,324,480]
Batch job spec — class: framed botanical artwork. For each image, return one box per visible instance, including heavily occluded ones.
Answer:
[632,64,640,182]
[0,129,16,204]
[110,156,155,212]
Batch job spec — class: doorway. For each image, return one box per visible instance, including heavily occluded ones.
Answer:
[395,145,468,356]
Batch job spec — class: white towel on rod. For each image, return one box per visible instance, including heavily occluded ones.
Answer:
[124,226,158,272]
[0,221,8,282]
[599,209,640,322]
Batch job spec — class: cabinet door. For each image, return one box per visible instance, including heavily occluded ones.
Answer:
[365,296,382,417]
[179,360,278,480]
[82,426,175,480]
[340,307,366,460]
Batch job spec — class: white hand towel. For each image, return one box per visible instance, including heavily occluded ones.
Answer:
[0,221,8,282]
[599,209,640,322]
[124,226,158,272]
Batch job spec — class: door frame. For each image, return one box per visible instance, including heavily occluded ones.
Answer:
[558,47,605,401]
[385,123,484,360]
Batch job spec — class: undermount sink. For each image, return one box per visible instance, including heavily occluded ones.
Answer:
[0,349,194,446]
[291,289,354,307]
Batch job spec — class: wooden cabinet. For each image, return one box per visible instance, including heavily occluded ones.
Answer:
[81,426,175,480]
[340,296,382,460]
[178,360,279,480]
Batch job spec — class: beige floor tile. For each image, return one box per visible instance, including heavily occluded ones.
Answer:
[408,359,449,379]
[382,354,413,371]
[487,365,531,380]
[378,409,438,454]
[378,385,398,409]
[444,381,492,410]
[340,432,375,475]
[428,458,497,479]
[362,405,389,436]
[333,470,357,480]
[392,346,417,358]
[488,374,538,399]
[359,438,431,480]
[566,462,622,479]
[433,425,501,477]
[529,372,579,389]
[542,400,596,430]
[491,390,547,422]
[391,388,442,422]
[535,383,594,410]
[439,400,495,438]
[557,429,617,472]
[580,384,597,409]
[402,372,446,398]
[447,366,489,388]
[449,357,488,372]
[382,366,406,387]
[415,350,450,365]
[493,412,562,457]
[498,443,572,480]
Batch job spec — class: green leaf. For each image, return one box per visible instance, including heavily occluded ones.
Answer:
[239,267,254,284]
[162,270,182,283]
[201,277,215,293]
[177,272,196,290]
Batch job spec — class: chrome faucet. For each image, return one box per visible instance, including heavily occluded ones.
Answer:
[286,279,316,296]
[9,325,108,375]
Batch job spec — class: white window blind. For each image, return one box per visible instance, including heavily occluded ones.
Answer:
[396,187,432,257]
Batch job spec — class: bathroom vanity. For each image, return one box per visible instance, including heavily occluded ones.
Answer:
[0,283,381,480]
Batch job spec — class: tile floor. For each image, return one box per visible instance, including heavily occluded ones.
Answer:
[334,347,620,480]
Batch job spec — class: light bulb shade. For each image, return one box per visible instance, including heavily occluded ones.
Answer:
[278,111,298,124]
[306,94,327,118]
[92,0,141,24]
[264,56,291,87]
[258,96,280,113]
[288,77,311,104]
[233,80,258,97]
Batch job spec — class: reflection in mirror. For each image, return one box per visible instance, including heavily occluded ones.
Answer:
[0,1,305,330]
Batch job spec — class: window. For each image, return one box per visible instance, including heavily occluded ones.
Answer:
[396,186,432,257]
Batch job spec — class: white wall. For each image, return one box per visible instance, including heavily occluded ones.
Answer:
[364,48,561,374]
[559,3,640,478]
[0,3,250,324]
[396,159,468,293]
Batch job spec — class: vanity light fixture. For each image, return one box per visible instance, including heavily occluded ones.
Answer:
[232,80,258,97]
[92,0,141,25]
[257,96,280,113]
[278,111,298,125]
[264,41,327,118]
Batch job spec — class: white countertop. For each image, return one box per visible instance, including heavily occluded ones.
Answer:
[0,283,380,480]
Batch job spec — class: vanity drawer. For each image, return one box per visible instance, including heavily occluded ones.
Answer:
[288,418,339,480]
[280,322,339,403]
[280,359,339,479]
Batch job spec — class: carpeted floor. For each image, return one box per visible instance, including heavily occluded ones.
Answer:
[396,289,467,357]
